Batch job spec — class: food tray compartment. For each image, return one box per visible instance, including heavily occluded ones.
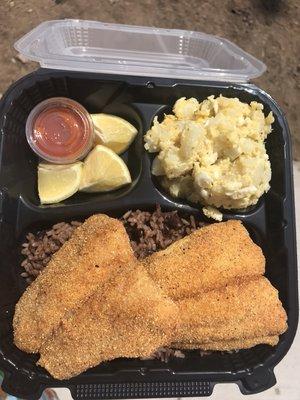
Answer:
[0,70,298,399]
[0,77,144,209]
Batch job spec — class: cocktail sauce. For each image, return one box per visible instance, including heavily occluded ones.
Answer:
[26,98,94,163]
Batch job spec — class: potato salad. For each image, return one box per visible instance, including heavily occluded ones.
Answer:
[144,96,274,220]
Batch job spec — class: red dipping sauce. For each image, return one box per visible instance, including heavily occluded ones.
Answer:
[26,98,94,163]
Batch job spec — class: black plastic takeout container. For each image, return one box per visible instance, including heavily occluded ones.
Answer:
[0,20,298,400]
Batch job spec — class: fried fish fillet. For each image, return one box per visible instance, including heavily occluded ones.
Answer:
[14,214,134,353]
[143,220,265,300]
[174,276,287,346]
[38,262,179,380]
[173,336,279,351]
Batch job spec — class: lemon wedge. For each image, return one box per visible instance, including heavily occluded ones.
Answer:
[38,162,82,204]
[91,113,138,154]
[80,145,132,192]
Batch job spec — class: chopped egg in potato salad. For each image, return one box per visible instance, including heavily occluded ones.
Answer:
[144,96,274,219]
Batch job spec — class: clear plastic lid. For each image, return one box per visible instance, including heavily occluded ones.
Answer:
[15,19,266,82]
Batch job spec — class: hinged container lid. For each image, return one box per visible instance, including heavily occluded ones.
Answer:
[15,19,266,82]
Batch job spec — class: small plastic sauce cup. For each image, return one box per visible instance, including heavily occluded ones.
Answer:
[26,97,94,164]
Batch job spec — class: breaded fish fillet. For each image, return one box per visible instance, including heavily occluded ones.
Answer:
[173,336,279,351]
[175,276,287,346]
[38,262,179,380]
[143,220,265,300]
[14,214,134,353]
